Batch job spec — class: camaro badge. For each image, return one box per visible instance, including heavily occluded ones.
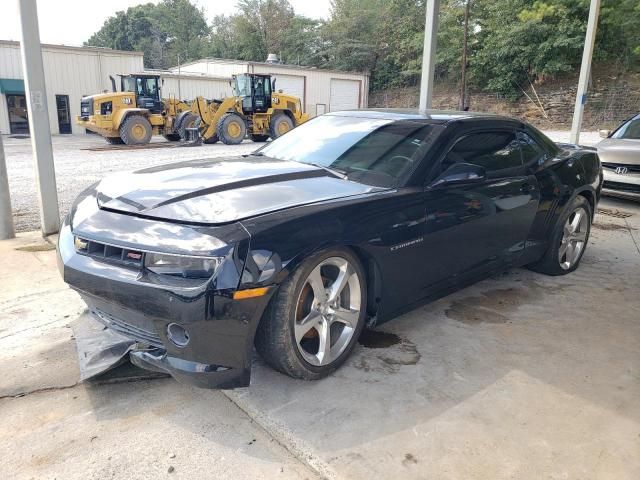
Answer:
[390,237,424,252]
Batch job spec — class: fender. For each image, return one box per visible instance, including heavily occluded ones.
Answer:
[113,108,149,130]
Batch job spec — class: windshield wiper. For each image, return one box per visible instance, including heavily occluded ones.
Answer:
[306,162,348,180]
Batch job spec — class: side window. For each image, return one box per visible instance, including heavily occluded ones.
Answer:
[518,131,548,165]
[442,131,522,177]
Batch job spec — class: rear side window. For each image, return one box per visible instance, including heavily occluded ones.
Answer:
[518,131,549,165]
[442,131,522,176]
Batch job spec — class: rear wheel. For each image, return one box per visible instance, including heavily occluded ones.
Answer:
[255,248,367,380]
[269,114,294,139]
[250,134,270,142]
[528,195,592,275]
[217,113,247,145]
[105,136,124,145]
[119,116,152,145]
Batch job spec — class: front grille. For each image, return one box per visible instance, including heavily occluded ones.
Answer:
[92,308,163,348]
[602,162,640,173]
[75,237,143,268]
[603,180,640,193]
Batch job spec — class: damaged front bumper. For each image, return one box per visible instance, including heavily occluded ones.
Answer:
[58,215,273,389]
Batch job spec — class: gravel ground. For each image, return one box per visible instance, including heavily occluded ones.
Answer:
[2,130,601,233]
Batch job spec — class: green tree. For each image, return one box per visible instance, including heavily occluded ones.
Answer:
[85,0,209,69]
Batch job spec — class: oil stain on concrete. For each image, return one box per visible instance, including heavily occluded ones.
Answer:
[354,330,421,374]
[444,281,570,325]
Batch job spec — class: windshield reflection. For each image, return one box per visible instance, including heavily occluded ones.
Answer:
[260,115,441,186]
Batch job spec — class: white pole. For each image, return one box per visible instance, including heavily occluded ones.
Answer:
[419,0,441,111]
[17,0,60,236]
[0,135,15,240]
[569,0,601,145]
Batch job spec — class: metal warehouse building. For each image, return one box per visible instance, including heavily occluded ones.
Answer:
[171,58,370,118]
[0,40,143,135]
[0,40,369,135]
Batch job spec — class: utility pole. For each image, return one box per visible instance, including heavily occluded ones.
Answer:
[419,0,441,110]
[570,0,601,144]
[459,0,471,111]
[17,0,60,236]
[0,136,15,240]
[177,53,181,100]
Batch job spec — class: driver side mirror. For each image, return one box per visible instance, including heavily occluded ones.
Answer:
[599,129,611,138]
[429,163,487,188]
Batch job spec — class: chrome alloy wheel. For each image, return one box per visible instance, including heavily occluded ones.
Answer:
[559,207,589,270]
[294,257,362,366]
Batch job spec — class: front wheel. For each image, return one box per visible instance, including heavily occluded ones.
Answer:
[255,248,367,380]
[217,113,247,145]
[528,195,592,275]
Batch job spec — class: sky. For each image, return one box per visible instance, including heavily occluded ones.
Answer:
[1,0,333,46]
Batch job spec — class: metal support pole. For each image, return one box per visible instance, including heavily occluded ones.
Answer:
[419,0,441,111]
[570,0,601,145]
[0,135,15,240]
[459,0,471,111]
[17,0,60,236]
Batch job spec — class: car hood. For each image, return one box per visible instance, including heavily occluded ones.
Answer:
[95,156,384,224]
[597,138,640,166]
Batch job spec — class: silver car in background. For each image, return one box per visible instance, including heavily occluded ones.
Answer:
[598,114,640,200]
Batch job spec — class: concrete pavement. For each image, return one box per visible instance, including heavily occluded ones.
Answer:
[0,197,639,479]
[0,233,318,480]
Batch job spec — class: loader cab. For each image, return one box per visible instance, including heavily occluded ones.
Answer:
[233,73,272,114]
[119,74,163,114]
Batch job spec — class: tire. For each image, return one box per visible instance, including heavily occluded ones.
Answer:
[269,114,294,140]
[163,133,181,142]
[176,112,199,140]
[250,134,270,142]
[255,247,367,380]
[217,113,247,145]
[528,195,592,275]
[203,135,219,144]
[105,136,124,145]
[119,116,152,145]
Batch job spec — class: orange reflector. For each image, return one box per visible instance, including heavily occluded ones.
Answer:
[233,287,271,300]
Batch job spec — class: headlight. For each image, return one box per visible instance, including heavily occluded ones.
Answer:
[144,253,222,279]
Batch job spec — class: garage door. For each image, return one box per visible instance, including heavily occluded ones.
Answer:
[330,79,360,112]
[272,74,305,105]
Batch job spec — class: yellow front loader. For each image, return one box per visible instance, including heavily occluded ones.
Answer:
[182,73,309,145]
[76,73,193,145]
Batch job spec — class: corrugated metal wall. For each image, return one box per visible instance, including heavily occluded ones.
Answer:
[0,41,143,134]
[161,74,232,101]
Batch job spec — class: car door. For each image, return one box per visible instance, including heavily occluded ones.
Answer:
[418,128,540,292]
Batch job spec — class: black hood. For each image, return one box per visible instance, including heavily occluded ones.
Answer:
[95,156,384,224]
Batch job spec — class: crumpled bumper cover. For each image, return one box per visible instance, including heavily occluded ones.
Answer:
[58,216,274,390]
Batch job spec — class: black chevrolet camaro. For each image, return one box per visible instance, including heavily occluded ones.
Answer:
[58,110,602,388]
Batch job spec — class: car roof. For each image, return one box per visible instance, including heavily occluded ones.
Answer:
[327,108,514,124]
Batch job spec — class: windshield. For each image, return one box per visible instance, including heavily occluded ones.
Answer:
[121,77,158,97]
[612,115,640,139]
[234,75,251,97]
[259,115,441,186]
